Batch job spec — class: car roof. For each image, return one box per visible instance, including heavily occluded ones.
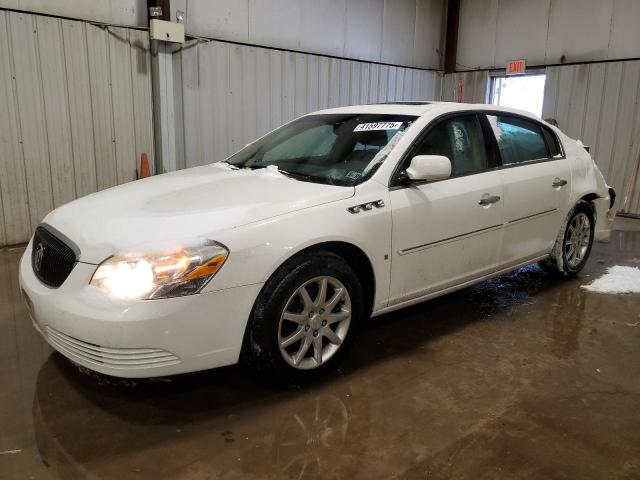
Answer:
[312,101,543,122]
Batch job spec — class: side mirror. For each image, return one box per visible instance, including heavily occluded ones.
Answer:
[405,155,451,182]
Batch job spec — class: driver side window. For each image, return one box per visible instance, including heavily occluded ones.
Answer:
[412,115,489,177]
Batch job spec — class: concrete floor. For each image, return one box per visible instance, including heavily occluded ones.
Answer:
[1,231,640,480]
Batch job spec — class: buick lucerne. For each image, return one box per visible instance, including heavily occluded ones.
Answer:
[20,102,616,382]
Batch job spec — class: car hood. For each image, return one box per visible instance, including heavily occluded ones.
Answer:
[44,163,354,264]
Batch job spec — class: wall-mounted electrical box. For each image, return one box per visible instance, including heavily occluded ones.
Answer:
[150,19,184,43]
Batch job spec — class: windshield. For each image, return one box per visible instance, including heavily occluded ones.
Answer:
[224,114,416,186]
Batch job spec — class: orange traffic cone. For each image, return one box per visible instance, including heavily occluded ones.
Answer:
[138,153,151,179]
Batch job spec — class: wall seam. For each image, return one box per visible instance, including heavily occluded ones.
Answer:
[31,16,57,208]
[594,64,608,164]
[32,15,56,209]
[178,46,187,168]
[606,0,615,59]
[196,41,203,166]
[84,23,101,192]
[621,63,640,211]
[6,12,34,232]
[0,7,147,31]
[579,64,591,141]
[607,62,625,180]
[59,18,79,198]
[552,68,559,119]
[278,50,284,125]
[145,35,154,172]
[379,0,386,64]
[544,0,554,65]
[105,26,118,188]
[126,29,139,176]
[412,0,418,68]
[0,12,9,242]
[493,0,500,68]
[181,32,440,73]
[567,66,577,135]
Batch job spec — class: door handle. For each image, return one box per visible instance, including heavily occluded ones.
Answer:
[552,178,567,188]
[478,195,501,206]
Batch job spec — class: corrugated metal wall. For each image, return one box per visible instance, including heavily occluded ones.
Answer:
[440,70,488,103]
[173,38,442,169]
[456,0,640,71]
[186,0,445,70]
[543,61,640,216]
[0,10,154,245]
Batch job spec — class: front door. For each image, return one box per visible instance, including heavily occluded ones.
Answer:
[389,114,504,305]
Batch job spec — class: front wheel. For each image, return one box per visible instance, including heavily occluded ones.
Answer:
[242,251,364,384]
[539,201,594,276]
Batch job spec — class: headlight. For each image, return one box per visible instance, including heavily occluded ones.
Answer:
[90,241,228,300]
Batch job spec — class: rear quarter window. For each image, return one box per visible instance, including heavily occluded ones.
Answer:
[487,115,549,165]
[542,127,562,157]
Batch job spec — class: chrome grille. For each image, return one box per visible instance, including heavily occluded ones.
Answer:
[45,326,180,370]
[32,226,77,288]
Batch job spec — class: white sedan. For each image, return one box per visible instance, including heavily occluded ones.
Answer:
[20,102,615,382]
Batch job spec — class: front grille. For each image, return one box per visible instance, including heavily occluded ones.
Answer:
[32,226,77,288]
[45,326,180,370]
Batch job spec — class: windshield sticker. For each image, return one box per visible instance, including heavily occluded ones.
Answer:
[345,171,362,180]
[354,122,403,132]
[362,130,405,176]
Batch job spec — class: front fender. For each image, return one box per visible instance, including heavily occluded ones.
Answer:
[203,186,392,312]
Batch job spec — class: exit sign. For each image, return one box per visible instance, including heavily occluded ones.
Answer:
[506,59,526,74]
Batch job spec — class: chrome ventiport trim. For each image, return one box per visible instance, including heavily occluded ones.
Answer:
[347,200,385,214]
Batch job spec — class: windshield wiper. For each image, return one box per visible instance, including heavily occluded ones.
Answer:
[277,168,336,185]
[242,164,335,185]
[219,161,241,170]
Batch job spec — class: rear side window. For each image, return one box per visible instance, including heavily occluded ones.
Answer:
[542,127,562,157]
[413,115,488,176]
[487,115,549,165]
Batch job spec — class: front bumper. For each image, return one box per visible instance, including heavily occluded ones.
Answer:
[19,242,262,378]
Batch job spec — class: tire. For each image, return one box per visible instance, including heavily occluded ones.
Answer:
[539,201,595,276]
[241,251,364,385]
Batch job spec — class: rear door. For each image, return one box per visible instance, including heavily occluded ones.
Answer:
[485,114,571,266]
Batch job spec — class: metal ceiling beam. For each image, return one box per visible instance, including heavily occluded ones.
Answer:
[444,0,460,74]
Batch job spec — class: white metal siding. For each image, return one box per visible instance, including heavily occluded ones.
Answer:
[174,39,441,169]
[457,0,640,71]
[0,0,444,69]
[440,71,489,103]
[543,62,640,216]
[188,0,444,70]
[0,0,147,28]
[0,10,154,245]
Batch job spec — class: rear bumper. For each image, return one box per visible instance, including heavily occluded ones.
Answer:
[19,242,262,378]
[593,189,615,243]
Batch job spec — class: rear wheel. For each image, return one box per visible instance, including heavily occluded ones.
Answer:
[242,251,363,384]
[539,201,594,276]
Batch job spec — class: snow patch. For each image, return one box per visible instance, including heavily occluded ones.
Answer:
[581,266,640,294]
[255,165,284,178]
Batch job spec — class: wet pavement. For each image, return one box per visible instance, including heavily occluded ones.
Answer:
[1,231,640,479]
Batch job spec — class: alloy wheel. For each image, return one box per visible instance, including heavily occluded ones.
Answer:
[278,276,351,370]
[565,212,591,267]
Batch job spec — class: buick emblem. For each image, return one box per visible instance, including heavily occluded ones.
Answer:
[34,243,45,272]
